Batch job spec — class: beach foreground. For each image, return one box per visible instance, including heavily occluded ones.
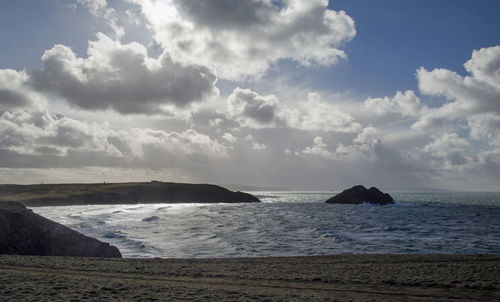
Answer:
[0,254,498,301]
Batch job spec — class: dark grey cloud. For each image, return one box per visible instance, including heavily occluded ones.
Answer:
[478,149,500,176]
[29,33,218,114]
[227,87,279,127]
[0,69,38,109]
[173,0,275,30]
[41,124,93,149]
[0,90,32,109]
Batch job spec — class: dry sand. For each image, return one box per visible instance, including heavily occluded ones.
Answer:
[0,254,499,301]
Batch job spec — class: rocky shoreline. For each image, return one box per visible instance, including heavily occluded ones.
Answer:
[0,201,121,258]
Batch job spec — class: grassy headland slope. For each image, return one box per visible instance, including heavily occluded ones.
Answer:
[0,181,260,206]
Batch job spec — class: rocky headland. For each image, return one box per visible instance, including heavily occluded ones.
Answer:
[0,201,121,257]
[0,181,261,206]
[325,185,394,205]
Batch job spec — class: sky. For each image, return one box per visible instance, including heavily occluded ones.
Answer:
[0,0,500,191]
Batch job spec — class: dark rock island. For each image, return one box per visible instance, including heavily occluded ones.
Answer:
[0,201,121,257]
[325,185,394,205]
[0,181,261,206]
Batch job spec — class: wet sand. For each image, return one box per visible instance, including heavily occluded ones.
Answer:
[0,254,499,301]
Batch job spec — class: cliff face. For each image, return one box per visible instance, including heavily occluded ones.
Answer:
[325,185,394,205]
[0,182,261,206]
[0,201,121,258]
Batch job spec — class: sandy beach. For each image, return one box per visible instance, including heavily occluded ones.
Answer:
[0,254,499,301]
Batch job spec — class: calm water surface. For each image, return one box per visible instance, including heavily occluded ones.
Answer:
[32,192,500,258]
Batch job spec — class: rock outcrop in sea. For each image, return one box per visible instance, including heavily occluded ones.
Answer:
[325,185,394,205]
[0,201,121,257]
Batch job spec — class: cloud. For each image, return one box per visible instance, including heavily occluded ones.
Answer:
[133,128,228,168]
[352,126,378,144]
[28,33,218,115]
[129,0,356,80]
[76,0,107,15]
[0,109,227,168]
[225,89,361,133]
[414,45,500,129]
[173,0,275,30]
[221,132,237,143]
[244,134,266,150]
[301,128,380,162]
[364,90,423,118]
[75,0,125,38]
[209,118,223,128]
[302,136,334,160]
[334,127,380,161]
[422,133,470,168]
[477,148,500,174]
[468,113,500,146]
[352,45,500,184]
[0,110,116,158]
[464,45,500,90]
[424,133,470,155]
[279,92,361,133]
[252,142,267,150]
[227,87,279,128]
[0,69,42,110]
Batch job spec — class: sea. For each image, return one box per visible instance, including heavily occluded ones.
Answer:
[31,191,500,258]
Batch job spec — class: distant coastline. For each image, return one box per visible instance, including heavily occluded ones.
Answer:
[0,181,260,206]
[222,184,291,192]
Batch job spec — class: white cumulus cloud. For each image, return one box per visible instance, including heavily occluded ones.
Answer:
[364,90,423,118]
[414,45,500,130]
[279,92,361,133]
[129,0,356,80]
